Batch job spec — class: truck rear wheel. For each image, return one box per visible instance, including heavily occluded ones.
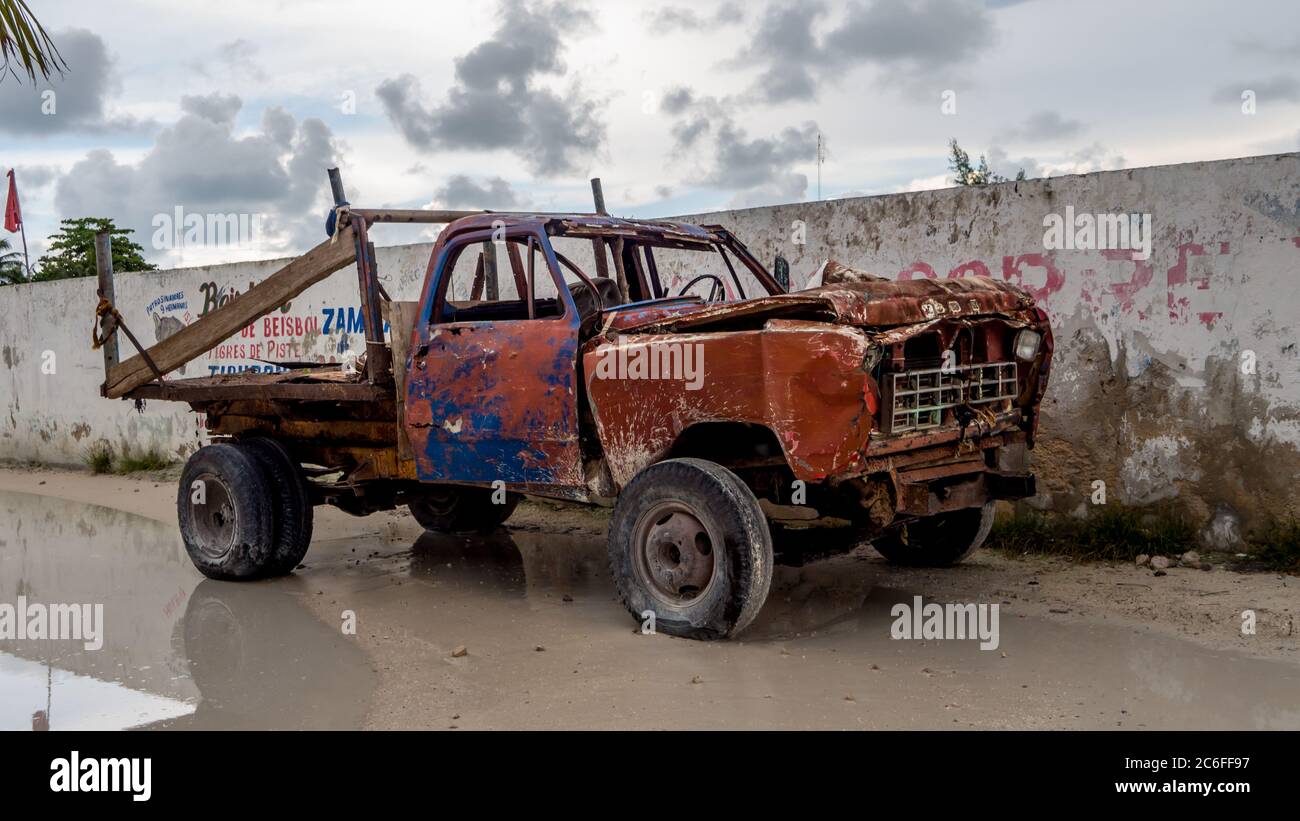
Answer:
[871,502,995,567]
[177,443,275,580]
[608,458,773,640]
[408,485,520,534]
[242,437,313,576]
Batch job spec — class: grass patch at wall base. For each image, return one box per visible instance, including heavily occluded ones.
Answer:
[116,448,171,473]
[987,505,1198,562]
[82,443,114,475]
[1247,517,1300,573]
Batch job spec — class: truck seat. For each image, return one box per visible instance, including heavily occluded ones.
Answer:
[568,278,622,323]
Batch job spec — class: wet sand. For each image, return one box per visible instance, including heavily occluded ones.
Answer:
[1,466,1296,730]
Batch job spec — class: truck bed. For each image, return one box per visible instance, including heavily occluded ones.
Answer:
[127,366,388,403]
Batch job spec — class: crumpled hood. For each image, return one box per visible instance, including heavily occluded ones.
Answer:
[609,260,1036,333]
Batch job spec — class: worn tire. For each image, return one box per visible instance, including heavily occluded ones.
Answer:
[608,458,773,640]
[242,437,313,576]
[177,443,275,580]
[408,485,520,534]
[871,502,995,567]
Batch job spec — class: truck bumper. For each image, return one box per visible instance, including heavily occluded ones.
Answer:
[895,468,1036,517]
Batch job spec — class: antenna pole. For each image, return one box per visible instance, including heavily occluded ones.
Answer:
[816,133,823,201]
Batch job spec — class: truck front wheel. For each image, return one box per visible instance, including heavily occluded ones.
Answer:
[608,458,774,640]
[408,485,520,534]
[871,502,995,567]
[177,444,276,580]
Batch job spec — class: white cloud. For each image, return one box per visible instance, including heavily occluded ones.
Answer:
[5,0,1300,265]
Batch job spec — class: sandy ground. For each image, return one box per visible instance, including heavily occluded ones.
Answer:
[1,464,1296,730]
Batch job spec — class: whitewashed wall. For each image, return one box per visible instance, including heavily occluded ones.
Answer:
[3,153,1298,542]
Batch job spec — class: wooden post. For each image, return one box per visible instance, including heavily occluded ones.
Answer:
[610,237,631,303]
[384,299,419,467]
[354,227,391,383]
[589,177,610,280]
[506,239,528,297]
[93,231,118,375]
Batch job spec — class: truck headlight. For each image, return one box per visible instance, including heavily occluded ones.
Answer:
[1013,329,1041,361]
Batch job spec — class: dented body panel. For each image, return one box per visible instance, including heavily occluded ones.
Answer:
[405,318,585,487]
[612,273,1033,334]
[583,319,875,488]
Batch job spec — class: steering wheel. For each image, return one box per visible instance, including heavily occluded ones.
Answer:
[677,274,726,303]
[579,275,604,310]
[553,249,606,312]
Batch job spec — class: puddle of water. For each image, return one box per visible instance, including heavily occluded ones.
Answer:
[5,488,1297,730]
[0,491,376,730]
[0,653,193,730]
[318,526,1300,730]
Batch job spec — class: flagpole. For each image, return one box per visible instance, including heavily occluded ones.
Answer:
[6,168,31,278]
[19,219,31,279]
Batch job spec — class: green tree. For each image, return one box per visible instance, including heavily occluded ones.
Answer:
[33,218,156,282]
[0,236,26,284]
[0,0,67,84]
[948,138,1025,186]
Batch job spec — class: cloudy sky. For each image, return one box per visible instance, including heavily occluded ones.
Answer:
[2,0,1298,268]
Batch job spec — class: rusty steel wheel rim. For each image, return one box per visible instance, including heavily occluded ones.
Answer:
[192,472,238,560]
[631,501,718,606]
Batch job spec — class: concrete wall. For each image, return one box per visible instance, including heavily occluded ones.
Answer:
[3,153,1298,543]
[0,243,435,466]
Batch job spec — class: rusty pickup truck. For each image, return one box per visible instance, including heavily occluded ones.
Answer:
[93,170,1052,640]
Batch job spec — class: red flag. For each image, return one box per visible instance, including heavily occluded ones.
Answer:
[4,169,20,233]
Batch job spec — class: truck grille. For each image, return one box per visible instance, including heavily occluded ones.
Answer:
[888,362,1018,433]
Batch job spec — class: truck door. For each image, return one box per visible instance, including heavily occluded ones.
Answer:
[403,227,585,489]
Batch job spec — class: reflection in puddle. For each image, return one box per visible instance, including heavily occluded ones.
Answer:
[0,491,375,730]
[160,580,376,729]
[4,488,1299,730]
[0,653,193,730]
[405,529,610,601]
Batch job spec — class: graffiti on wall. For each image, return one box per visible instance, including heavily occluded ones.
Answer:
[887,235,1300,331]
[143,279,391,377]
[147,290,190,374]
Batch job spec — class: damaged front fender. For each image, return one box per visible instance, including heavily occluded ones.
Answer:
[583,320,876,489]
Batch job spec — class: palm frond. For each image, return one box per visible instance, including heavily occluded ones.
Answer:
[0,0,67,85]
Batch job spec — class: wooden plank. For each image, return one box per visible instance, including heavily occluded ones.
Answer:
[307,445,413,481]
[385,301,419,464]
[506,241,528,297]
[129,378,384,403]
[213,414,398,444]
[104,226,358,398]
